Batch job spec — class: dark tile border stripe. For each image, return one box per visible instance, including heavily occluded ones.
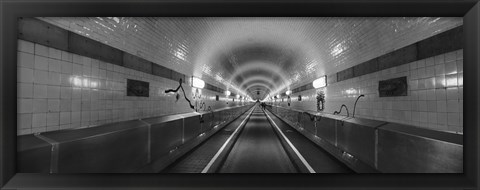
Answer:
[292,83,314,94]
[205,83,224,94]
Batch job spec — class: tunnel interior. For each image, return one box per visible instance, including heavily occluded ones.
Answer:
[15,17,464,174]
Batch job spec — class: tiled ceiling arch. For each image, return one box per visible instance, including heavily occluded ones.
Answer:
[40,17,462,100]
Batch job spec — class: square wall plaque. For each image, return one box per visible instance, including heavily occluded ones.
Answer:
[127,79,149,97]
[378,76,408,97]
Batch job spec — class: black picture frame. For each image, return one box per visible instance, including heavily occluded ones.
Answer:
[1,0,479,189]
[127,79,150,97]
[378,76,408,97]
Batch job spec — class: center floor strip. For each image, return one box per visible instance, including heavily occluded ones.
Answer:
[201,107,255,173]
[218,106,297,173]
[264,110,316,173]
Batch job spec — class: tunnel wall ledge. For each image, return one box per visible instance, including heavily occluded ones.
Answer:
[266,105,463,173]
[17,104,254,173]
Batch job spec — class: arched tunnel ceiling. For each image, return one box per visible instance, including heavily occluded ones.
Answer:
[40,17,463,100]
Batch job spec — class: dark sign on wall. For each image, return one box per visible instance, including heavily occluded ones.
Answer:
[127,79,149,97]
[378,76,408,97]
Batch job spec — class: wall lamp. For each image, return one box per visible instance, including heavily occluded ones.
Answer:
[192,77,205,89]
[225,90,231,96]
[313,75,327,88]
[285,90,292,95]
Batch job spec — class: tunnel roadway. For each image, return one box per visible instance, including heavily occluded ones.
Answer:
[218,106,296,173]
[162,104,353,173]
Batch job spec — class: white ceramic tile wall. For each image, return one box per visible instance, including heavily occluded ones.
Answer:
[271,50,463,133]
[17,40,249,135]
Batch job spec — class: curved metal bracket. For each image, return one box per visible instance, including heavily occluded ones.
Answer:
[352,94,365,118]
[333,104,349,117]
[165,78,195,109]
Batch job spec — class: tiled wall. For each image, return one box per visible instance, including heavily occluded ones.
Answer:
[17,39,249,135]
[271,50,463,133]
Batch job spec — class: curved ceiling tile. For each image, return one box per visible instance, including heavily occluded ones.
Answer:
[226,61,291,86]
[245,83,273,92]
[242,81,275,91]
[236,71,282,86]
[246,84,272,100]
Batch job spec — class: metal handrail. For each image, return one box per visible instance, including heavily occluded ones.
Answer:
[352,94,365,118]
[333,104,349,117]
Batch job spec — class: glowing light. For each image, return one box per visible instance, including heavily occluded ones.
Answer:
[313,76,327,88]
[276,94,280,99]
[285,90,292,95]
[225,90,231,96]
[236,94,240,99]
[191,77,205,89]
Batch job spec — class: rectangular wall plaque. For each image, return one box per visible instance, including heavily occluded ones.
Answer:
[378,76,408,97]
[127,79,149,97]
